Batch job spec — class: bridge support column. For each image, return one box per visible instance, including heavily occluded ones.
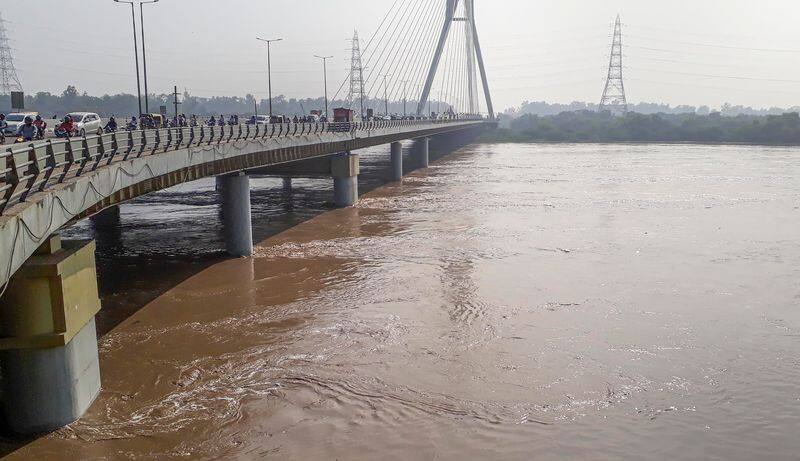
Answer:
[282,177,292,192]
[420,137,430,168]
[0,235,102,434]
[90,205,120,228]
[390,142,403,181]
[332,152,359,207]
[220,173,253,257]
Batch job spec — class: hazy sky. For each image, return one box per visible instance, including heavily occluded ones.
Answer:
[4,0,800,111]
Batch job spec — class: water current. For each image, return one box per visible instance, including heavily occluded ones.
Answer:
[3,142,799,460]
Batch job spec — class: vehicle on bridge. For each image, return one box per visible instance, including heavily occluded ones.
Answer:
[140,113,164,129]
[247,115,270,125]
[67,112,104,137]
[2,112,39,135]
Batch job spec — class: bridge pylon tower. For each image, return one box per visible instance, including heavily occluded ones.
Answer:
[599,15,628,114]
[417,0,494,118]
[0,12,23,95]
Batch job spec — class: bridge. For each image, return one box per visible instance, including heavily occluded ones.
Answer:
[0,0,494,435]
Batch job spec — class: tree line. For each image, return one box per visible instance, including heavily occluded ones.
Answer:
[0,86,433,118]
[483,111,800,145]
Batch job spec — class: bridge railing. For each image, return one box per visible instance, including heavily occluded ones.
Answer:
[0,117,483,215]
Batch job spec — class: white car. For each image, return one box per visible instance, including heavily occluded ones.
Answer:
[67,112,103,136]
[253,115,270,125]
[3,112,39,134]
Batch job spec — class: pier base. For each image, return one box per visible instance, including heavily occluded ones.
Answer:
[391,142,403,181]
[220,173,253,257]
[332,152,359,207]
[0,236,102,434]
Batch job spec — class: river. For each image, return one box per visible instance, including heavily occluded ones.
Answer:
[3,142,800,460]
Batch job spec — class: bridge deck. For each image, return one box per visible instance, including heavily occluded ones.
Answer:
[0,119,486,287]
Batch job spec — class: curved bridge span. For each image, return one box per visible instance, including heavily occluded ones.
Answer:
[0,119,485,287]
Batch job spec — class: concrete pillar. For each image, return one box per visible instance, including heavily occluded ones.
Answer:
[332,152,359,207]
[0,236,102,434]
[282,177,292,192]
[90,205,120,228]
[215,175,225,192]
[390,142,403,181]
[420,137,430,168]
[220,173,253,257]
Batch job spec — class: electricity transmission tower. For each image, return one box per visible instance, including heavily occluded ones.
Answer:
[417,0,494,118]
[0,13,23,95]
[599,15,627,113]
[347,30,366,119]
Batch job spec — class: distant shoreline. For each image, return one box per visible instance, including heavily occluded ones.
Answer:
[475,137,800,148]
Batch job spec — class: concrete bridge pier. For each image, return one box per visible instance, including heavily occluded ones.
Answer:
[390,142,403,181]
[420,137,430,168]
[219,172,253,257]
[90,205,121,228]
[0,235,102,434]
[332,152,360,207]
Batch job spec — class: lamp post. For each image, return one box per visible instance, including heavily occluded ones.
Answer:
[401,80,408,117]
[114,0,143,116]
[256,37,282,118]
[314,55,333,120]
[382,74,391,116]
[139,0,159,114]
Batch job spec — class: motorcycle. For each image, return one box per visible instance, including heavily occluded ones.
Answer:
[54,127,77,138]
[35,125,47,140]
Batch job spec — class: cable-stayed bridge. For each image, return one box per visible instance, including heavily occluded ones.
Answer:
[0,0,495,435]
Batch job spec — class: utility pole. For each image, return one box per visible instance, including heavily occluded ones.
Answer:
[401,80,408,116]
[257,37,282,118]
[172,85,181,120]
[382,74,390,116]
[0,12,23,95]
[348,31,366,120]
[315,54,333,120]
[139,0,159,113]
[114,0,143,116]
[599,15,628,113]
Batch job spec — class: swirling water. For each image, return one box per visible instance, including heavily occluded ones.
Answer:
[5,143,800,460]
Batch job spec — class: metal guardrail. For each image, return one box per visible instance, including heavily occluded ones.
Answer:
[0,118,482,215]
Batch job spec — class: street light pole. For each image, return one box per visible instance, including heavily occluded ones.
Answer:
[139,0,159,114]
[314,55,333,120]
[382,74,391,116]
[114,0,142,116]
[402,80,408,117]
[256,37,282,118]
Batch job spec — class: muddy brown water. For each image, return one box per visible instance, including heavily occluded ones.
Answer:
[3,143,800,460]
